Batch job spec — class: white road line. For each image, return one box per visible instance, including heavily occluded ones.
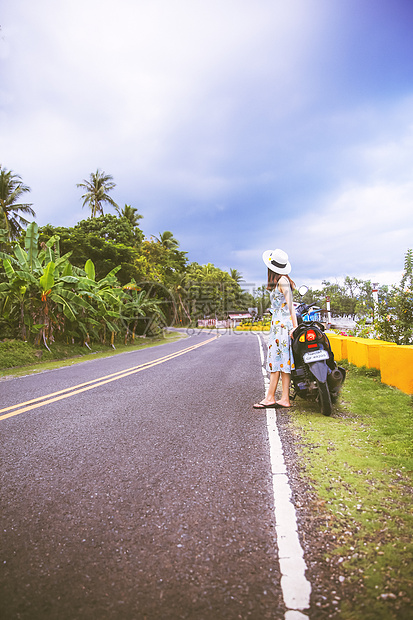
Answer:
[255,333,311,619]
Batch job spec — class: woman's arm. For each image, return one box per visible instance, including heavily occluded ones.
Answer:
[279,277,298,329]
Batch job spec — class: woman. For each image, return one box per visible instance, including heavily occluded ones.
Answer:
[253,248,298,409]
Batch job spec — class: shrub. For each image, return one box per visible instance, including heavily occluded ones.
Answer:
[376,249,413,344]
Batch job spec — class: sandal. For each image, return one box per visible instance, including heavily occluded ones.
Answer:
[253,401,277,409]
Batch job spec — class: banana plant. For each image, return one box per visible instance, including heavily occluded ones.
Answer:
[31,260,91,349]
[121,280,166,340]
[73,260,124,343]
[0,225,169,346]
[0,235,90,345]
[0,258,30,339]
[24,221,40,271]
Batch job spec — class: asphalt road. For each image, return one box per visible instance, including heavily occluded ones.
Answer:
[1,331,289,620]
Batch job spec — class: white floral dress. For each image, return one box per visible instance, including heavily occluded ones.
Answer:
[266,285,295,374]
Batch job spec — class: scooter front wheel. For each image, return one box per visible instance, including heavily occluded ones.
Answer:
[317,380,332,416]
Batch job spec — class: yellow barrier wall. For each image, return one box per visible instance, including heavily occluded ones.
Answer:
[327,334,345,361]
[329,335,412,395]
[347,338,370,367]
[379,345,413,395]
[341,336,349,360]
[364,341,397,370]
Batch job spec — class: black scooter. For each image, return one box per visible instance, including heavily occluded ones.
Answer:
[291,287,346,416]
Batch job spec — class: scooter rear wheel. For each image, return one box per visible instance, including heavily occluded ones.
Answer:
[317,380,332,416]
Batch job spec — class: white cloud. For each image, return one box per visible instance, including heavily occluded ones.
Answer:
[1,0,413,292]
[302,182,410,270]
[239,180,412,288]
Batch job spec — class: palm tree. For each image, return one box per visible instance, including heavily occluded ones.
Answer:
[115,204,143,227]
[0,166,36,241]
[169,272,192,325]
[155,230,179,250]
[230,269,243,284]
[77,169,119,217]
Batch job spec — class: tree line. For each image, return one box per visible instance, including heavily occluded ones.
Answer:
[1,165,411,346]
[0,166,254,346]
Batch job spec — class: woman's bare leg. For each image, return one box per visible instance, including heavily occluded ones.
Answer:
[266,371,280,403]
[276,372,291,407]
[253,371,280,407]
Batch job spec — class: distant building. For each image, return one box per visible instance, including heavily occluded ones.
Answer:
[228,312,252,327]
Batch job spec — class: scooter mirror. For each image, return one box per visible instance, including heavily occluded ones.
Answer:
[298,285,309,296]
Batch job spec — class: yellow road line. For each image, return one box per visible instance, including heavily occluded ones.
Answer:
[0,336,217,414]
[0,335,218,422]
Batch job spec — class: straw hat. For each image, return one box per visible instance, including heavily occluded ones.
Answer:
[262,248,291,274]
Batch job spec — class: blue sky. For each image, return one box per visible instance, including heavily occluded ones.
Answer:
[1,0,413,291]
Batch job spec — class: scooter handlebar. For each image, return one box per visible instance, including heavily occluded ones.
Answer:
[295,301,320,317]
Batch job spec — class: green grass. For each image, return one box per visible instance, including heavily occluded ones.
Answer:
[289,362,413,619]
[0,332,186,377]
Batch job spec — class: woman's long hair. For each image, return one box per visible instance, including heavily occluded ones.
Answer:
[267,269,296,291]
